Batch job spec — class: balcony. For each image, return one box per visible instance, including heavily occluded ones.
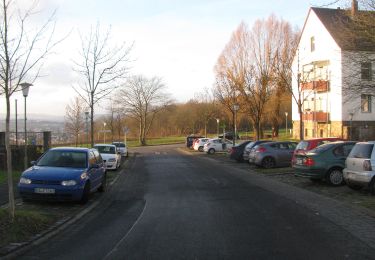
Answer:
[302,111,330,122]
[301,80,329,92]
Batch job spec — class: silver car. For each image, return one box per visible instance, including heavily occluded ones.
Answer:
[343,141,375,193]
[249,141,297,168]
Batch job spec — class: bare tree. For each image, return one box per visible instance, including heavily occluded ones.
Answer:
[0,0,60,219]
[64,97,86,146]
[117,75,171,145]
[73,22,132,147]
[194,88,218,137]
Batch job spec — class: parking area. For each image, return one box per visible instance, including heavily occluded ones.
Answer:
[185,148,375,214]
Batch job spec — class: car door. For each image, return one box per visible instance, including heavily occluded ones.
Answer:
[87,151,99,190]
[278,142,293,166]
[333,143,355,168]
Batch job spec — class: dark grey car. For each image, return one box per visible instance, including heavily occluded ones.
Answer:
[249,141,298,168]
[242,140,270,162]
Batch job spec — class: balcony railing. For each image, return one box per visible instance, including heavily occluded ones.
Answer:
[302,111,330,122]
[301,80,329,92]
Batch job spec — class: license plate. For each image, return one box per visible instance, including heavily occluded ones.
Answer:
[296,158,303,165]
[34,188,55,194]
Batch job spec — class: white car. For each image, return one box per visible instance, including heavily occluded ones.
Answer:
[94,144,121,170]
[193,138,209,152]
[203,138,233,154]
[112,142,128,157]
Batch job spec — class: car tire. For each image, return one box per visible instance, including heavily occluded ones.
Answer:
[326,168,345,186]
[208,148,215,154]
[98,174,107,192]
[198,146,204,152]
[261,157,275,169]
[347,183,362,191]
[80,182,91,204]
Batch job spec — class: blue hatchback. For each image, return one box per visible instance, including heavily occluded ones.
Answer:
[18,147,106,203]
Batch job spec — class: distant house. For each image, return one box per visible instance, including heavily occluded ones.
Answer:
[292,0,375,140]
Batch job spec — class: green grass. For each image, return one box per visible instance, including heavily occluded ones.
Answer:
[0,208,58,248]
[0,170,22,185]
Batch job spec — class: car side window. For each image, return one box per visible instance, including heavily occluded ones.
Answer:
[279,143,289,150]
[333,146,344,157]
[288,143,297,149]
[270,144,279,149]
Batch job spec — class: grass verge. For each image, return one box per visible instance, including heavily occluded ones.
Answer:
[0,170,22,185]
[0,208,58,249]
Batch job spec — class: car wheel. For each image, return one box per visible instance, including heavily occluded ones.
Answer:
[80,182,91,204]
[198,146,204,152]
[261,157,275,169]
[208,148,215,154]
[98,174,107,192]
[326,168,345,186]
[347,183,362,190]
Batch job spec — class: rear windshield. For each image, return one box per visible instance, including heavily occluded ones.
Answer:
[348,143,374,159]
[308,143,335,154]
[113,143,125,147]
[296,141,309,150]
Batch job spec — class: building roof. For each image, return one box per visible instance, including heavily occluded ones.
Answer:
[312,7,375,51]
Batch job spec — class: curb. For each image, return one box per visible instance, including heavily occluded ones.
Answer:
[0,157,128,260]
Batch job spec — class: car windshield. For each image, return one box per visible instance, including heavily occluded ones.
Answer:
[95,146,116,154]
[37,150,87,168]
[113,143,125,148]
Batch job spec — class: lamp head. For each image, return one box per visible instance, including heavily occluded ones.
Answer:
[20,82,32,97]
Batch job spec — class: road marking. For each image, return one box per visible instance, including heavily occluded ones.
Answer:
[103,201,147,259]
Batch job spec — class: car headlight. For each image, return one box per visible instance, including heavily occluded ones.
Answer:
[61,180,77,186]
[19,177,32,184]
[108,158,116,162]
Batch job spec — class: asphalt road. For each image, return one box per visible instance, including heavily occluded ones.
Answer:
[18,144,375,260]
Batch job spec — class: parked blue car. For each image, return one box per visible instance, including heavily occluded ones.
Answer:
[18,147,106,203]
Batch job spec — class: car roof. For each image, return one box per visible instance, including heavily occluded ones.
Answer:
[50,147,90,152]
[94,144,116,147]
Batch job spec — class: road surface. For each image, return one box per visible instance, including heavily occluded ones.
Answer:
[18,144,375,259]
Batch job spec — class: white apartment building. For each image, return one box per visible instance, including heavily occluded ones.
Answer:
[292,1,375,140]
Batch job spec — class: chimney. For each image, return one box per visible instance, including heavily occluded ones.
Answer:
[351,0,358,16]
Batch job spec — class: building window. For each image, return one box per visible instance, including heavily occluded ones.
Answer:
[361,94,372,113]
[310,36,315,52]
[361,62,372,80]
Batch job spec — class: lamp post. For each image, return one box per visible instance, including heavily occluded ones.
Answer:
[285,112,288,137]
[85,111,89,147]
[349,112,354,140]
[216,118,220,137]
[20,82,32,170]
[233,104,239,146]
[103,122,107,143]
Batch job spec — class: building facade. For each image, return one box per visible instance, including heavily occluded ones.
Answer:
[292,3,375,140]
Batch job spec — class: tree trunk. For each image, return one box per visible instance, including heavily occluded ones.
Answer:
[298,100,304,140]
[5,93,15,220]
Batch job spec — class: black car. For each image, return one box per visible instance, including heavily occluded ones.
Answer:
[218,132,240,141]
[186,135,204,148]
[228,141,252,162]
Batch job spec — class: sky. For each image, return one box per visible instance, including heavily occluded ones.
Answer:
[1,0,344,118]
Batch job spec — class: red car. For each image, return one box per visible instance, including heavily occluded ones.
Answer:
[292,137,342,166]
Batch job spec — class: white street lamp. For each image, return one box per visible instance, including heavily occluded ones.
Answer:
[216,118,220,137]
[20,82,32,170]
[285,112,288,137]
[103,122,107,143]
[233,104,240,146]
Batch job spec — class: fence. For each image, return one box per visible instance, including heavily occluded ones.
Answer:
[0,131,51,170]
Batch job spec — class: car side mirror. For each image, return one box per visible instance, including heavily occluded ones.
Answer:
[30,161,36,166]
